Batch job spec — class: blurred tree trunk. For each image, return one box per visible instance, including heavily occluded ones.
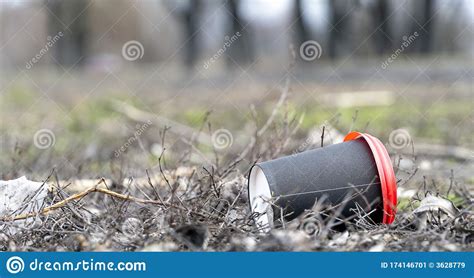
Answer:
[419,0,433,53]
[180,0,202,67]
[371,0,391,54]
[328,0,350,60]
[226,0,254,67]
[293,0,311,61]
[409,0,433,54]
[46,0,89,67]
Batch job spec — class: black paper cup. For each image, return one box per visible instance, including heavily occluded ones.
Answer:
[248,132,397,230]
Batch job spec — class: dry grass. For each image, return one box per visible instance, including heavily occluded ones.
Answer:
[0,82,472,252]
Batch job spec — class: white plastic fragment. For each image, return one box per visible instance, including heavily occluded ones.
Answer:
[413,194,459,218]
[0,176,48,219]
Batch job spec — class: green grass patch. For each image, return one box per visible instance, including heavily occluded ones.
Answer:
[300,100,472,142]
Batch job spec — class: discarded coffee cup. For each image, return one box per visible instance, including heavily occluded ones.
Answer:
[248,131,397,230]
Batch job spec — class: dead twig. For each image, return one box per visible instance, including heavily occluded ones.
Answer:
[1,179,210,222]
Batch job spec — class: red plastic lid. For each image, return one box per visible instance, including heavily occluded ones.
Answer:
[344,131,397,224]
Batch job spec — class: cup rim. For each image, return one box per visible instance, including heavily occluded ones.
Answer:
[248,165,273,231]
[344,131,397,224]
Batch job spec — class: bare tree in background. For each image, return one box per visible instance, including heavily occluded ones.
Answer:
[182,0,202,67]
[226,0,254,67]
[419,0,433,53]
[328,0,353,59]
[164,0,202,68]
[370,0,392,54]
[407,0,434,54]
[46,0,89,67]
[293,0,312,61]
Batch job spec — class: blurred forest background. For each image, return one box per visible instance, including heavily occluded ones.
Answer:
[0,0,472,182]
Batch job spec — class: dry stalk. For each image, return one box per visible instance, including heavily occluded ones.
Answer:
[1,179,211,222]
